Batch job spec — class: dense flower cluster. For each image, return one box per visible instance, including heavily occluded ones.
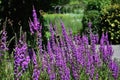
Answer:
[29,6,40,34]
[0,21,8,51]
[1,7,119,80]
[14,34,30,79]
[38,21,119,79]
[31,49,40,80]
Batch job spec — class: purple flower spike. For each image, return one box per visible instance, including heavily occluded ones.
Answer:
[37,30,43,54]
[29,6,41,34]
[32,49,40,80]
[88,21,92,28]
[14,34,30,79]
[0,25,8,51]
[29,18,34,34]
[32,6,40,31]
[109,60,119,79]
[33,68,40,80]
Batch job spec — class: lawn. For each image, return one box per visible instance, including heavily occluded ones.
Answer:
[43,12,84,35]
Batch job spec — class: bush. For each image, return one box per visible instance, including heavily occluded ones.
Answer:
[82,0,101,35]
[82,10,101,34]
[100,3,120,44]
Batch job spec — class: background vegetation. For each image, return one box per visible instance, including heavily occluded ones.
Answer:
[0,0,120,50]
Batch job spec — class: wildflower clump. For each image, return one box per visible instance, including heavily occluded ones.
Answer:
[0,7,120,80]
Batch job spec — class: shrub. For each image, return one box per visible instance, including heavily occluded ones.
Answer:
[82,0,101,35]
[82,10,101,34]
[82,0,112,37]
[100,3,120,44]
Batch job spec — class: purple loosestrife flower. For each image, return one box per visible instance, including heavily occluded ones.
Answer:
[58,36,69,65]
[61,22,69,43]
[106,41,113,61]
[59,36,64,48]
[99,33,113,63]
[88,21,92,37]
[99,33,105,52]
[85,51,96,79]
[73,34,81,46]
[82,35,89,47]
[31,49,40,80]
[76,35,87,67]
[88,21,92,28]
[47,63,56,80]
[55,46,70,80]
[37,30,43,54]
[77,35,82,46]
[109,60,119,79]
[89,25,98,54]
[61,22,71,51]
[41,51,48,71]
[49,23,56,54]
[88,21,99,55]
[29,6,40,34]
[57,37,70,80]
[14,34,30,79]
[90,65,95,79]
[73,35,78,45]
[77,44,85,67]
[72,65,79,80]
[96,73,99,80]
[29,7,43,54]
[47,40,56,80]
[1,28,7,43]
[69,35,79,63]
[0,25,8,51]
[69,37,80,78]
[47,40,54,63]
[90,34,97,54]
[32,6,40,31]
[86,52,93,74]
[61,25,80,79]
[61,22,73,63]
[104,33,113,62]
[93,52,101,67]
[29,18,35,34]
[0,53,3,56]
[99,33,106,62]
[33,68,40,80]
[55,47,64,79]
[86,53,95,79]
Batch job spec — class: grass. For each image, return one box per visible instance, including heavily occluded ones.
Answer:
[43,13,84,35]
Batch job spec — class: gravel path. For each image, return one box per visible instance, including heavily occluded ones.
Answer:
[112,45,120,60]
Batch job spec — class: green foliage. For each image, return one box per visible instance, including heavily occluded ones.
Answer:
[69,0,81,5]
[82,0,102,35]
[101,3,120,44]
[82,0,113,39]
[82,10,101,34]
[86,0,101,11]
[0,52,14,79]
[111,0,120,4]
[50,0,70,6]
[99,0,111,11]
